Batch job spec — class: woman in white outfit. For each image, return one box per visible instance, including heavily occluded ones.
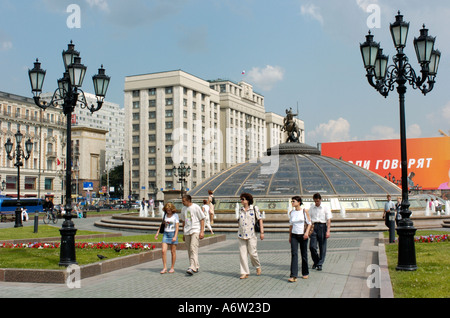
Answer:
[288,196,311,282]
[155,202,179,274]
[202,199,214,234]
[237,192,264,279]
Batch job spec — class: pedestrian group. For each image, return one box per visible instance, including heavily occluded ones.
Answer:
[155,191,332,282]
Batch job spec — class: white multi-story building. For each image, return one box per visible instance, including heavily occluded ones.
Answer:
[0,91,66,203]
[124,70,306,200]
[124,70,221,200]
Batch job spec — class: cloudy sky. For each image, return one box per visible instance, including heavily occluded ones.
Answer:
[0,0,449,146]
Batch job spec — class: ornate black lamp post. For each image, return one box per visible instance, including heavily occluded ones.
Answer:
[4,129,33,228]
[173,161,191,199]
[28,41,110,266]
[360,12,441,271]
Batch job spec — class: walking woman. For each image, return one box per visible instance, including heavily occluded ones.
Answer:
[237,192,264,279]
[155,202,179,274]
[288,196,311,282]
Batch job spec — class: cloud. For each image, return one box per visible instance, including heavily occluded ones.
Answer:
[308,117,352,142]
[407,124,422,138]
[247,65,284,91]
[85,0,109,13]
[0,40,12,51]
[364,124,423,140]
[0,30,12,51]
[365,125,397,140]
[442,102,450,120]
[300,3,324,25]
[355,0,379,11]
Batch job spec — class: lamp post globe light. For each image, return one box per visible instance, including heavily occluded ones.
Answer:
[4,128,33,228]
[28,41,110,266]
[360,12,441,271]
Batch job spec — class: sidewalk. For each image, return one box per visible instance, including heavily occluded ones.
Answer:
[0,216,387,299]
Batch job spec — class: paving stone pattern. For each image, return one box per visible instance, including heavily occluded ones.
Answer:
[0,222,380,299]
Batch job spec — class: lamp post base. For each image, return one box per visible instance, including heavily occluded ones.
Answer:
[396,213,417,271]
[14,207,23,228]
[59,213,78,267]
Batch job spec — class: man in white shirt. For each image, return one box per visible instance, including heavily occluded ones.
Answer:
[383,195,395,227]
[180,194,205,276]
[308,193,332,271]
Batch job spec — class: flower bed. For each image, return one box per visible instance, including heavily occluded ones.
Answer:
[0,241,156,250]
[414,234,449,243]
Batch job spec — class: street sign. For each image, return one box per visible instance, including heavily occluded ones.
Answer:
[83,182,93,190]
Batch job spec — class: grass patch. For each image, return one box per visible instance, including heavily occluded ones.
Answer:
[0,225,104,241]
[0,247,145,270]
[384,230,450,298]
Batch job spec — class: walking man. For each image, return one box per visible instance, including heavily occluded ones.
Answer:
[309,193,332,271]
[180,194,205,275]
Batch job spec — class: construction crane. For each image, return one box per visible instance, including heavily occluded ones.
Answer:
[438,129,449,137]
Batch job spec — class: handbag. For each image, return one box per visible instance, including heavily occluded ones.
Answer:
[159,213,166,234]
[303,210,314,236]
[254,206,261,233]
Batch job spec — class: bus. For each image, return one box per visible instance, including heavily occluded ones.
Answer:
[0,197,44,213]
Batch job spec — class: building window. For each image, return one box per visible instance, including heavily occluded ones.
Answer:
[133,101,140,109]
[25,177,36,190]
[149,111,156,119]
[165,98,173,106]
[165,122,173,129]
[5,176,17,190]
[132,90,139,97]
[165,87,173,94]
[149,134,156,142]
[165,110,173,117]
[149,88,156,95]
[44,178,53,190]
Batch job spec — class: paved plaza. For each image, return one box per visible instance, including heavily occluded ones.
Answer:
[0,216,388,302]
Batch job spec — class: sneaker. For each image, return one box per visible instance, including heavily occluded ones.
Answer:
[186,268,194,276]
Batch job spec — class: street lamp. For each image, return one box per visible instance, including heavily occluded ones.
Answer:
[173,161,191,199]
[4,128,33,228]
[360,11,441,271]
[28,41,110,266]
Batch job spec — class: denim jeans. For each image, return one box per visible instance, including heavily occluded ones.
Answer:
[290,234,309,277]
[309,223,328,266]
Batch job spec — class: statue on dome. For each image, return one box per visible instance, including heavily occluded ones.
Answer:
[282,108,302,143]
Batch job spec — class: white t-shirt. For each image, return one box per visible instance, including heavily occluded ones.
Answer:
[289,209,311,235]
[163,213,179,232]
[180,203,205,235]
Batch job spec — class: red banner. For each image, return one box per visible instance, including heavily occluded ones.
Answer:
[321,137,450,190]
